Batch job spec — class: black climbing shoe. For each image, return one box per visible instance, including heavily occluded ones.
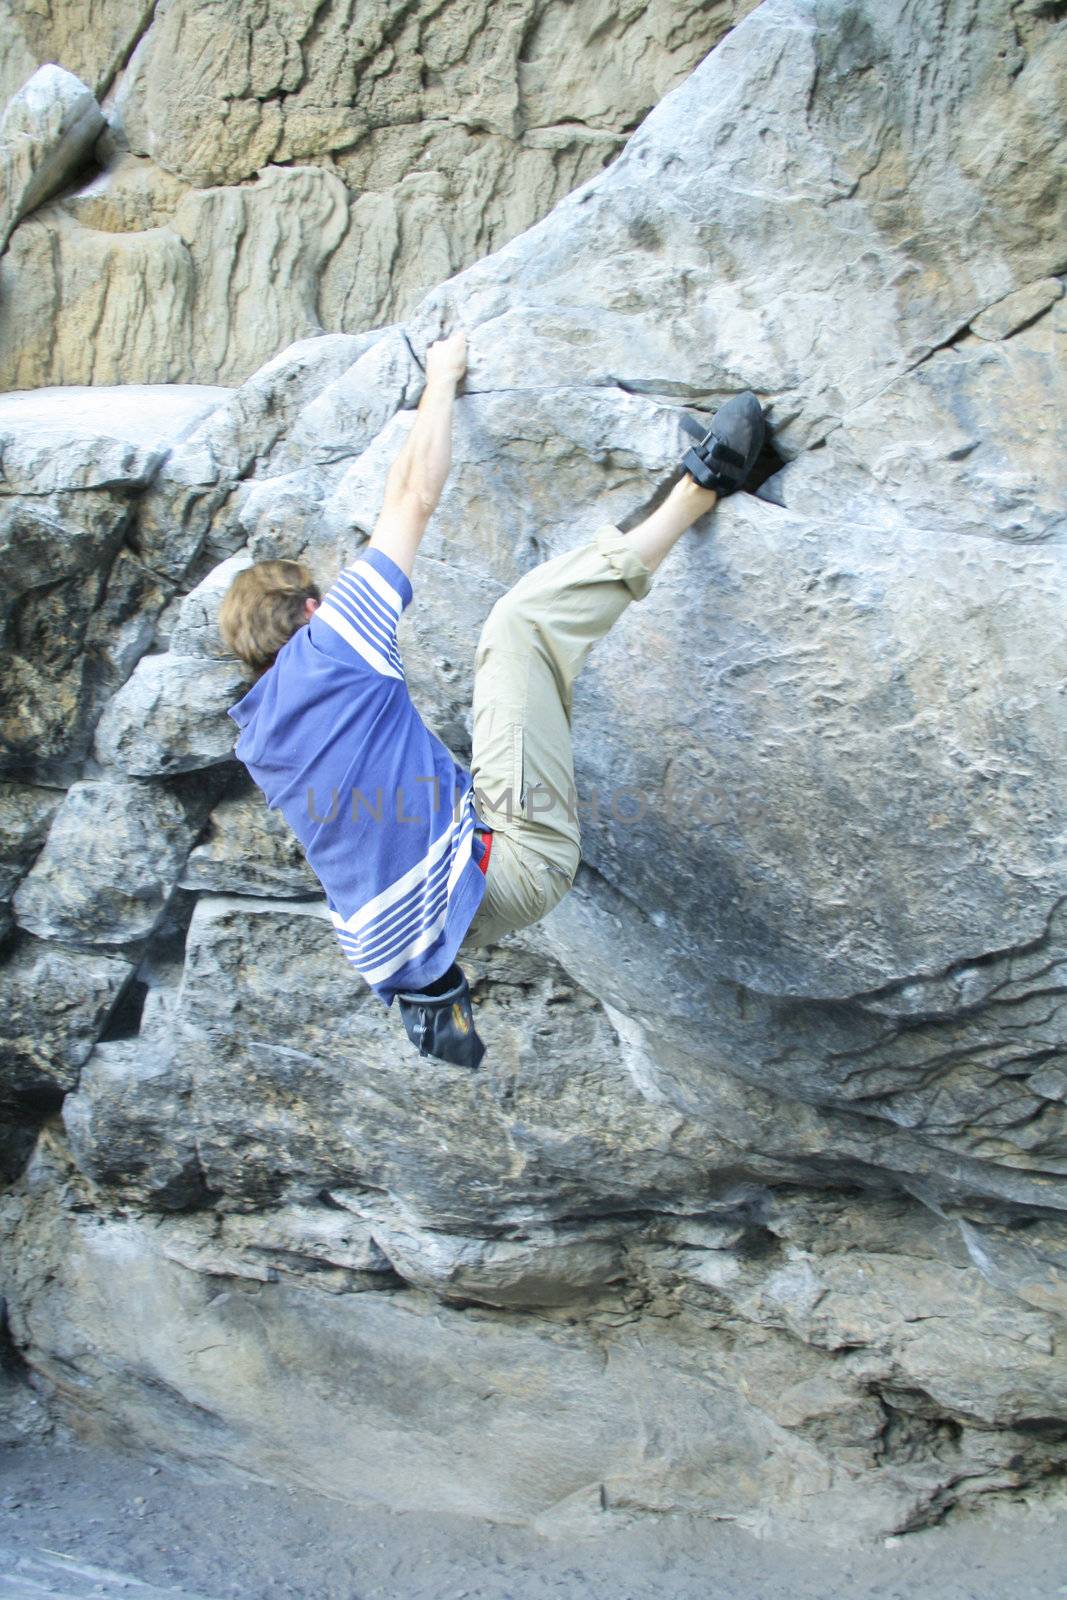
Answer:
[396,963,486,1069]
[680,391,766,496]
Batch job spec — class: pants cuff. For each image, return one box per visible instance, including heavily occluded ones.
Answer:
[594,525,653,600]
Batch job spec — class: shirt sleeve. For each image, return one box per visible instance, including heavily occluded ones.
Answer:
[310,547,414,679]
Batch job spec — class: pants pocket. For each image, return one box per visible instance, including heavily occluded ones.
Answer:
[514,724,526,813]
[471,715,525,827]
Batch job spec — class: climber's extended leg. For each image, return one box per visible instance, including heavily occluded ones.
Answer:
[459,391,765,951]
[457,488,715,951]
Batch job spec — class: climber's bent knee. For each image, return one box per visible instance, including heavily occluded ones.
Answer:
[458,833,578,952]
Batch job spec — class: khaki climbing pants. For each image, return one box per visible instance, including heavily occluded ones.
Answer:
[458,525,652,951]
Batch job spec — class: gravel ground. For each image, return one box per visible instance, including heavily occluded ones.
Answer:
[0,1439,1065,1600]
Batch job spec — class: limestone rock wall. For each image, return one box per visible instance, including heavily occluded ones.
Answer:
[1,0,1066,1544]
[0,0,755,388]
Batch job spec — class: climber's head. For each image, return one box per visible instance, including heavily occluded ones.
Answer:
[218,559,321,678]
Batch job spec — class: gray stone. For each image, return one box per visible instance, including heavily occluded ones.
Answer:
[533,875,1067,1214]
[171,895,757,1219]
[92,653,249,776]
[62,1039,206,1210]
[0,383,229,494]
[0,387,230,783]
[0,939,133,1111]
[0,490,125,612]
[957,1214,1067,1321]
[769,299,1067,544]
[179,787,319,900]
[277,327,425,471]
[156,1207,395,1294]
[0,782,62,901]
[238,469,331,568]
[13,779,197,945]
[683,1192,1067,1435]
[0,66,103,252]
[0,493,130,781]
[352,1204,628,1308]
[166,552,251,660]
[5,1141,1065,1538]
[971,277,1064,342]
[2,0,1067,1541]
[135,332,374,582]
[81,548,175,720]
[234,326,426,564]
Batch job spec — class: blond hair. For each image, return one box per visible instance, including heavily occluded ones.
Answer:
[218,560,321,677]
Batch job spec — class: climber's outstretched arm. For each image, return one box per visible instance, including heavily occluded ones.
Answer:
[368,331,467,579]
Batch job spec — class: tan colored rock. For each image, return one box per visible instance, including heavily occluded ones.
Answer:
[59,148,189,232]
[173,167,350,384]
[0,0,152,106]
[0,165,349,388]
[116,0,311,185]
[0,208,196,389]
[0,0,753,386]
[318,128,620,334]
[117,0,751,186]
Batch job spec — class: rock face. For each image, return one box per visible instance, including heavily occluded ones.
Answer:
[0,385,229,783]
[0,0,755,388]
[1,0,1067,1545]
[0,65,104,252]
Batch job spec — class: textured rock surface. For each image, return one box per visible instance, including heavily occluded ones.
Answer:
[0,1,151,107]
[6,1130,1067,1538]
[0,941,133,1116]
[0,782,61,904]
[0,384,228,492]
[0,65,103,252]
[13,779,199,944]
[0,0,753,387]
[178,784,320,899]
[1,0,1066,1542]
[0,387,230,785]
[92,652,250,776]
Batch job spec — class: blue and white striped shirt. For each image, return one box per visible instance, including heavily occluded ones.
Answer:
[228,548,486,1002]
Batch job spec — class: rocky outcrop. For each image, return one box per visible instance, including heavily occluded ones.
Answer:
[1,0,1066,1544]
[0,385,228,782]
[0,65,103,253]
[0,2,154,109]
[0,0,755,388]
[6,1122,1067,1536]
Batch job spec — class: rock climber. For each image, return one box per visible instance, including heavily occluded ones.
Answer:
[220,331,765,1068]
